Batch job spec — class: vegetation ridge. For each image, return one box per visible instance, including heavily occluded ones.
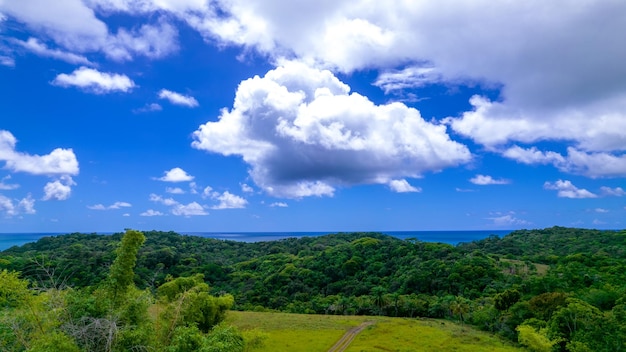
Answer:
[2,226,626,351]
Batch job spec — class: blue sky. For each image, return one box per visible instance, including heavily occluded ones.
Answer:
[0,1,625,233]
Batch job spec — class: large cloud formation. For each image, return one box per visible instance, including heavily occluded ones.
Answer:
[192,62,470,198]
[3,0,625,179]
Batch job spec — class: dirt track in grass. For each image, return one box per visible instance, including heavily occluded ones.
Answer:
[327,321,375,352]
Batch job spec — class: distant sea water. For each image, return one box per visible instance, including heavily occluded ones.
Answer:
[0,230,512,252]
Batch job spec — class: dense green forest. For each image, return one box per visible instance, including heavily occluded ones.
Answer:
[2,227,626,351]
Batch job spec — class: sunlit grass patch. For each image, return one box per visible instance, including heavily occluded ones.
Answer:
[227,311,524,352]
[346,318,523,352]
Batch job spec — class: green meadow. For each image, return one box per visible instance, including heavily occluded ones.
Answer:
[227,311,524,352]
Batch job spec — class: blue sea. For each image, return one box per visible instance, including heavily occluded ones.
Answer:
[0,230,512,252]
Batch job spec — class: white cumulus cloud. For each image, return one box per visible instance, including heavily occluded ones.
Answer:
[172,202,208,216]
[211,191,247,209]
[543,180,597,199]
[43,176,76,201]
[155,167,194,182]
[158,89,199,107]
[52,67,135,94]
[192,61,470,198]
[149,193,208,216]
[0,130,79,176]
[0,1,178,61]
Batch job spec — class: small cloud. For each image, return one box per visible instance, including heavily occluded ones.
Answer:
[189,182,199,194]
[155,167,194,182]
[241,183,254,193]
[593,219,606,225]
[110,201,131,209]
[158,89,199,107]
[87,201,131,210]
[149,193,209,216]
[544,180,597,199]
[166,187,185,194]
[594,208,609,213]
[486,212,530,227]
[18,195,36,214]
[211,191,247,209]
[122,213,130,217]
[172,202,208,216]
[149,193,178,206]
[202,186,215,198]
[43,176,76,201]
[15,37,93,65]
[600,186,625,197]
[270,202,288,207]
[388,179,421,193]
[455,188,475,193]
[51,67,136,94]
[133,103,162,114]
[0,175,19,190]
[140,209,164,217]
[0,194,35,217]
[470,174,510,185]
[0,56,15,67]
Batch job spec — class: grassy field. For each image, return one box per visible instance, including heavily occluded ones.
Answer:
[226,311,526,352]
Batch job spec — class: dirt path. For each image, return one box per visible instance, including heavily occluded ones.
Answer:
[327,321,375,352]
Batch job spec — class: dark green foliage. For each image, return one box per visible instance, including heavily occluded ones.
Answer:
[0,230,239,352]
[495,289,521,311]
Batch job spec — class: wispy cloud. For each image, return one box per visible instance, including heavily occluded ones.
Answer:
[270,202,288,208]
[0,175,19,190]
[600,186,625,197]
[470,174,510,185]
[486,212,530,227]
[543,180,597,199]
[14,37,93,65]
[140,209,164,217]
[158,89,199,107]
[87,201,131,210]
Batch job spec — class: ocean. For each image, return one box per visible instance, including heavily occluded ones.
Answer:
[0,230,512,252]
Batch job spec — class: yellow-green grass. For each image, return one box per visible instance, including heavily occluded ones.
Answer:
[226,311,369,351]
[346,318,524,352]
[227,311,525,352]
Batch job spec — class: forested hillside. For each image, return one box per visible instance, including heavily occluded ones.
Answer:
[2,227,626,351]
